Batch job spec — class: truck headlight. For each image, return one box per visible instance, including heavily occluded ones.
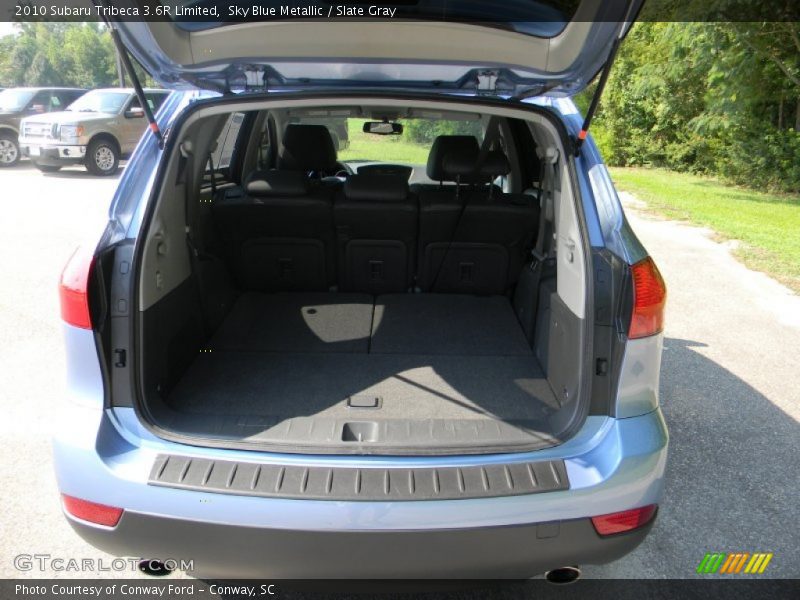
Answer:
[60,125,84,139]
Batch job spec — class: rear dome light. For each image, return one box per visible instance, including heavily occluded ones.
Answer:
[629,257,666,339]
[59,246,95,329]
[591,504,658,536]
[62,494,123,527]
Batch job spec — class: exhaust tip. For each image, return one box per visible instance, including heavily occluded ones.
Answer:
[545,566,581,585]
[138,559,174,577]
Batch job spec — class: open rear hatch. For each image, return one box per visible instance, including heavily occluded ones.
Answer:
[102,0,641,98]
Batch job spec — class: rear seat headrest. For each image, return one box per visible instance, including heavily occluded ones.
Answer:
[426,135,480,182]
[277,124,338,172]
[443,149,511,180]
[344,174,409,202]
[245,170,310,197]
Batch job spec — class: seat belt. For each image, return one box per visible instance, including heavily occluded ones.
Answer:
[532,147,558,265]
[476,116,502,167]
[181,141,209,338]
[207,154,218,198]
[514,147,558,338]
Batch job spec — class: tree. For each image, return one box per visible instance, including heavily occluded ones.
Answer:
[584,21,800,192]
[0,22,154,89]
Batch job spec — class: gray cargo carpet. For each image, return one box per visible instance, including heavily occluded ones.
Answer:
[164,293,559,451]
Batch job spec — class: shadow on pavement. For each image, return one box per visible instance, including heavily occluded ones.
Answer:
[3,159,124,179]
[605,337,799,579]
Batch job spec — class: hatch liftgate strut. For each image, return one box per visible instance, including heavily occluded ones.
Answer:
[108,26,165,149]
[574,0,639,155]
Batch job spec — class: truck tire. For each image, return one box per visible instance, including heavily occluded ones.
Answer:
[0,132,20,167]
[85,137,119,176]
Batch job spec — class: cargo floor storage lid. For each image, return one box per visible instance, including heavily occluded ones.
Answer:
[101,0,642,98]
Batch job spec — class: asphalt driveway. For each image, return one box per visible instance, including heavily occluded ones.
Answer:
[0,164,797,581]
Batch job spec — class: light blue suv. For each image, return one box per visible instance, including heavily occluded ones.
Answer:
[54,0,667,580]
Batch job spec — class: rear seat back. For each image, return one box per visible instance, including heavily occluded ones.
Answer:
[214,170,336,291]
[418,144,539,295]
[213,125,340,292]
[213,130,539,296]
[334,174,417,294]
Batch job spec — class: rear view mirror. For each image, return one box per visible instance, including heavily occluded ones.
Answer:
[125,107,145,119]
[363,121,403,135]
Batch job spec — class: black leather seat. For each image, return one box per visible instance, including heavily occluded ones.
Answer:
[418,144,539,295]
[277,124,339,175]
[213,125,340,292]
[334,174,417,294]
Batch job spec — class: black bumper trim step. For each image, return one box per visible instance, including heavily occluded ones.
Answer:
[148,454,569,501]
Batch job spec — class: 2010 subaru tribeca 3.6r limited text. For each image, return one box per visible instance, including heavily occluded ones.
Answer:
[54,0,668,579]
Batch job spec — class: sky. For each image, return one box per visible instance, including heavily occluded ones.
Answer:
[0,22,17,38]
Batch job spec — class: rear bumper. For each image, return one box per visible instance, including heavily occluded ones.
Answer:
[53,326,667,578]
[66,510,654,579]
[53,409,666,578]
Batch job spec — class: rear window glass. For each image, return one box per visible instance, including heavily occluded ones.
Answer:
[166,1,581,38]
[67,91,130,114]
[130,93,169,112]
[291,117,484,166]
[0,89,35,112]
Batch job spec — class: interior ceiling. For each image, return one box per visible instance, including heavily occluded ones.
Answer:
[285,106,484,121]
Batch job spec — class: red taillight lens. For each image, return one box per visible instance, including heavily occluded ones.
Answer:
[62,494,123,527]
[59,246,95,329]
[591,504,658,536]
[629,257,666,339]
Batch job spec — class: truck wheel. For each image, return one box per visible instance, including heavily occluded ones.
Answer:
[0,132,20,167]
[85,138,119,176]
[32,162,61,173]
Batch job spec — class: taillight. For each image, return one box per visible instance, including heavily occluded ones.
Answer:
[591,504,658,536]
[62,494,123,527]
[59,246,95,329]
[629,257,666,339]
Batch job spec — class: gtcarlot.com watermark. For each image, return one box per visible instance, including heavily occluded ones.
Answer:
[14,554,194,574]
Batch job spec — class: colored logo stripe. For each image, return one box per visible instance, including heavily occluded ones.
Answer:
[745,553,773,574]
[698,552,773,574]
[697,553,725,574]
[719,553,750,573]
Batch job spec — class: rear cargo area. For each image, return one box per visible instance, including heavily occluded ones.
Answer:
[153,292,564,454]
[133,105,590,455]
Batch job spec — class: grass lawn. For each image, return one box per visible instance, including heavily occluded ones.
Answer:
[338,119,430,165]
[609,167,800,293]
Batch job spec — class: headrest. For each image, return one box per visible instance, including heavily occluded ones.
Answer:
[481,150,512,177]
[344,174,409,202]
[245,170,309,197]
[277,124,337,172]
[426,135,480,181]
[443,149,511,180]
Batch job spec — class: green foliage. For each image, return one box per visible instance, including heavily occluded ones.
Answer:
[338,119,430,164]
[610,167,800,292]
[0,23,155,89]
[591,22,800,193]
[404,119,483,145]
